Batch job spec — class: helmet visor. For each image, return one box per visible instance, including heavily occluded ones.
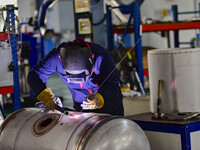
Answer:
[65,69,90,83]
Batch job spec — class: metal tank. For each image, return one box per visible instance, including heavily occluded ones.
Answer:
[148,48,200,113]
[0,108,150,150]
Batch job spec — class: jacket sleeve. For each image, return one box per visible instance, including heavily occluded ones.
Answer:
[97,54,122,113]
[27,49,58,96]
[90,43,122,114]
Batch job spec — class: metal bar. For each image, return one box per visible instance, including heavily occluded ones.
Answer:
[0,33,9,40]
[199,3,200,16]
[106,4,114,50]
[0,86,14,94]
[104,0,128,23]
[133,2,144,86]
[142,22,200,32]
[113,22,200,34]
[180,125,191,150]
[172,5,179,47]
[179,42,191,44]
[122,9,133,39]
[40,35,44,59]
[6,5,21,111]
[178,11,200,15]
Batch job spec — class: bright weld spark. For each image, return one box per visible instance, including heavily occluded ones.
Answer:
[71,114,81,119]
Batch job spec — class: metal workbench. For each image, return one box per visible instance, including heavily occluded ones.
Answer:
[127,113,200,150]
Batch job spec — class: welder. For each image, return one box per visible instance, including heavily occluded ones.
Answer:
[27,39,124,116]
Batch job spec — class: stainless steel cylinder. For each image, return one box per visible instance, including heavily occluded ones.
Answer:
[0,108,150,150]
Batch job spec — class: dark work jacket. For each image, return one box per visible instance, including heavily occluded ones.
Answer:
[27,42,124,116]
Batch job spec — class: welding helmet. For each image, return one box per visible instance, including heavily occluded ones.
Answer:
[60,46,93,83]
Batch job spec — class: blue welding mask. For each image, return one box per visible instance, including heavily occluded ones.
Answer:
[60,46,93,83]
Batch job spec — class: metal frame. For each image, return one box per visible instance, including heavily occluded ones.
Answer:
[6,5,21,111]
[128,113,200,150]
[106,1,144,86]
[134,120,200,150]
[172,3,200,47]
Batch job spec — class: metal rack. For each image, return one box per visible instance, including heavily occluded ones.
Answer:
[128,113,200,150]
[110,3,200,86]
[114,21,200,33]
[106,1,144,87]
[0,5,22,111]
[172,4,200,47]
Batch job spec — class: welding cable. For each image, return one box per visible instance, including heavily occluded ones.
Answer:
[91,14,107,26]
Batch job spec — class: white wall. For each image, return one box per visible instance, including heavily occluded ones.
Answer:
[0,0,17,6]
[17,0,35,22]
[141,0,200,48]
[47,0,75,43]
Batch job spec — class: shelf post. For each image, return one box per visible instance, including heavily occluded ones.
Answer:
[106,4,114,51]
[6,5,21,111]
[172,5,179,47]
[133,2,144,87]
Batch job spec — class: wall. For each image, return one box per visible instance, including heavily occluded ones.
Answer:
[47,0,75,44]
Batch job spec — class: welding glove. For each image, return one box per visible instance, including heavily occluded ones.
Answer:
[36,88,63,111]
[81,93,104,110]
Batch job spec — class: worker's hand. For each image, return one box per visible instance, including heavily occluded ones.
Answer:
[36,88,63,111]
[81,93,104,110]
[46,95,63,111]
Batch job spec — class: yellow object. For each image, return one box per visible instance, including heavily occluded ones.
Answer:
[95,93,104,109]
[36,88,54,107]
[127,52,132,60]
[83,93,104,109]
[121,86,131,92]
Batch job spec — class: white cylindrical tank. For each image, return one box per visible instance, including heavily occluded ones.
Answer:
[0,108,150,150]
[148,48,200,113]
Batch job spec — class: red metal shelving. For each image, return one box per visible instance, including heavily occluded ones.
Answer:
[0,86,14,94]
[142,22,200,32]
[113,21,200,34]
[0,32,8,41]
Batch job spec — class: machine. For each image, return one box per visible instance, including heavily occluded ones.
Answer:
[0,108,150,150]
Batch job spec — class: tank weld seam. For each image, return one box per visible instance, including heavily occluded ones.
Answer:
[0,108,25,136]
[76,115,120,150]
[65,115,97,150]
